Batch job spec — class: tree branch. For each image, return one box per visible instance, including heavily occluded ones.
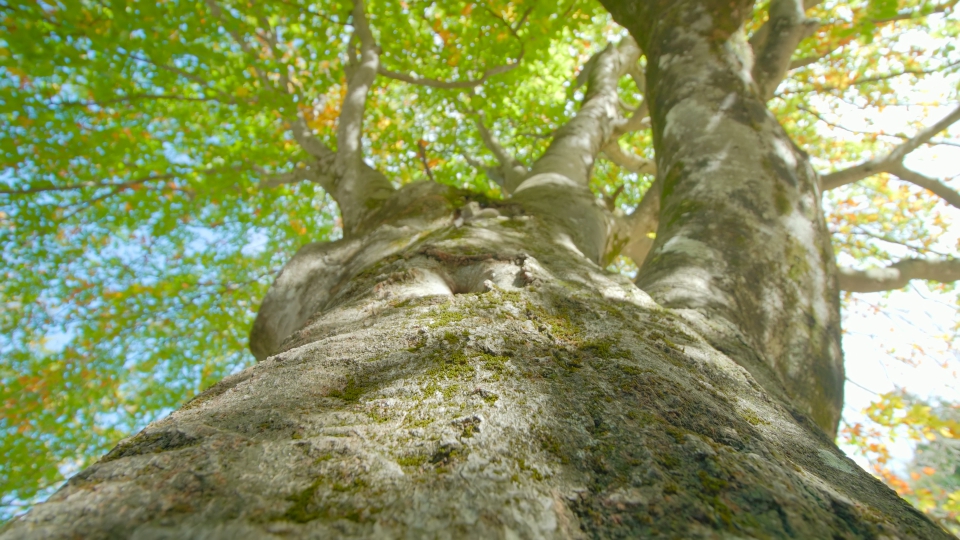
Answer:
[821,104,960,193]
[458,152,509,191]
[51,94,235,108]
[259,164,322,189]
[887,163,960,210]
[328,0,395,236]
[604,61,652,167]
[378,56,522,89]
[749,0,822,48]
[789,52,829,71]
[416,140,436,182]
[602,141,656,175]
[378,4,527,90]
[887,105,960,163]
[524,37,641,190]
[777,2,954,75]
[802,104,960,148]
[204,0,276,90]
[0,173,175,196]
[206,0,394,234]
[469,111,527,192]
[620,178,662,265]
[611,100,650,139]
[779,60,960,97]
[750,0,821,101]
[1,166,236,196]
[839,258,960,293]
[126,53,221,90]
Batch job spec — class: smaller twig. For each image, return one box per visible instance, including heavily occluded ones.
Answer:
[417,139,435,182]
[603,184,626,211]
[845,377,879,395]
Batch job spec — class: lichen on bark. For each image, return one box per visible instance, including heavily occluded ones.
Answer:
[1,196,949,539]
[1,1,953,538]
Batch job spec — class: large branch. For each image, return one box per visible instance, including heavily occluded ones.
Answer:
[610,100,650,139]
[204,0,394,234]
[329,1,395,236]
[522,37,641,191]
[821,104,960,203]
[749,0,821,101]
[601,59,653,174]
[839,258,960,292]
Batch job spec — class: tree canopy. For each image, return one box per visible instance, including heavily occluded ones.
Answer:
[2,0,959,530]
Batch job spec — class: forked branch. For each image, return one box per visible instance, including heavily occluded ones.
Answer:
[525,37,641,190]
[468,111,528,192]
[602,142,656,176]
[820,104,960,209]
[329,0,395,235]
[749,0,821,101]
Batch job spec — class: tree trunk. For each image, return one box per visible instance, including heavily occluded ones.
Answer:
[2,1,951,538]
[601,0,845,437]
[1,182,948,538]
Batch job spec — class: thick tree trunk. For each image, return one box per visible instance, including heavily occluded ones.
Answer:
[2,2,950,538]
[601,0,844,437]
[1,182,948,538]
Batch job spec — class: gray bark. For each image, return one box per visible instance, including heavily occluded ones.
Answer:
[838,257,960,293]
[1,184,950,539]
[601,0,844,437]
[2,1,953,538]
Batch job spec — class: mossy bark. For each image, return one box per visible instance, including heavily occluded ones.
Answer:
[600,0,844,437]
[1,192,949,539]
[1,3,949,538]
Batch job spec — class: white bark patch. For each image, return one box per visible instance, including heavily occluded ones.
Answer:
[817,448,856,474]
[689,13,713,33]
[772,138,797,170]
[663,100,697,141]
[658,53,672,70]
[724,26,755,86]
[658,235,712,259]
[553,231,587,259]
[513,172,580,194]
[706,93,738,133]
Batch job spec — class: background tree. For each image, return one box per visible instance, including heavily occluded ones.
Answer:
[1,0,959,536]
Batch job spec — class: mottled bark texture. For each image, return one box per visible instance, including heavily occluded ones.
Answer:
[601,0,844,436]
[2,1,952,538]
[0,183,947,540]
[2,187,949,539]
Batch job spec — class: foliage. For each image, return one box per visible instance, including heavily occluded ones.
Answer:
[844,392,960,534]
[1,0,958,527]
